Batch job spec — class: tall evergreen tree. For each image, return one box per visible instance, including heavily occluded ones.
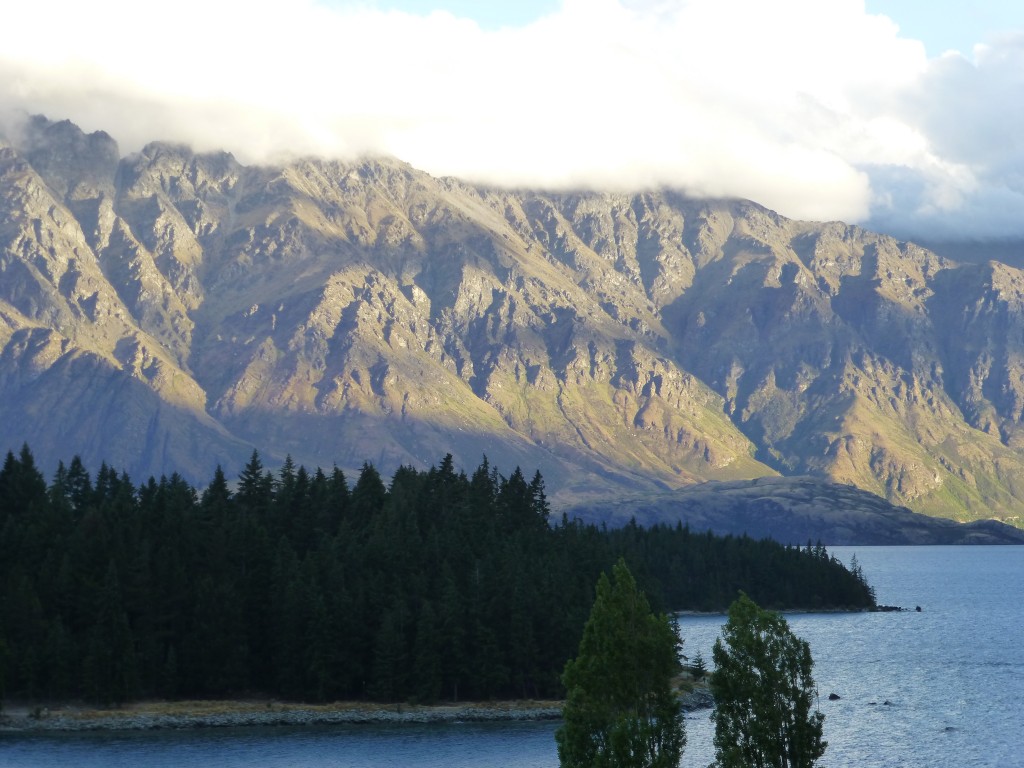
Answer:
[82,562,137,705]
[236,450,273,514]
[369,601,409,702]
[556,559,685,768]
[201,466,232,508]
[65,456,93,513]
[350,462,386,528]
[412,599,443,703]
[0,445,47,518]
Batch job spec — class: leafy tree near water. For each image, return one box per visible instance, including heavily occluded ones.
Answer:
[710,593,826,768]
[556,559,685,768]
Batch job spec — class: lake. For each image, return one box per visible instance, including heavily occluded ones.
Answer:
[2,546,1021,767]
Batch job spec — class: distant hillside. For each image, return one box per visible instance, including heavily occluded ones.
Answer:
[563,477,1024,545]
[4,115,1024,526]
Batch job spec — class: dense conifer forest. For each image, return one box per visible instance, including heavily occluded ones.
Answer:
[0,445,874,706]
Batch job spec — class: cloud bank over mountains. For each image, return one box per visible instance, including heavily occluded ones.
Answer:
[2,0,1022,241]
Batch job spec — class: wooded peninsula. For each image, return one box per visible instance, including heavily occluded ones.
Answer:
[0,445,875,707]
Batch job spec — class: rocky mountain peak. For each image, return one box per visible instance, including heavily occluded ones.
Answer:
[17,116,119,202]
[2,116,1024,526]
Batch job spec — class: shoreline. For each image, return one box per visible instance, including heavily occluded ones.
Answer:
[0,687,713,734]
[0,699,563,733]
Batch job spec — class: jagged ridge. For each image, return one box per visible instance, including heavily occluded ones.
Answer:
[2,116,1024,525]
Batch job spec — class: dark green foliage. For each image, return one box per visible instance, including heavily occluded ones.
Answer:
[691,650,707,681]
[710,593,827,768]
[81,563,137,705]
[0,445,874,704]
[557,559,685,768]
[0,635,8,711]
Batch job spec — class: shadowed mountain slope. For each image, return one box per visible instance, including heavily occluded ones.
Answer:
[562,477,1024,545]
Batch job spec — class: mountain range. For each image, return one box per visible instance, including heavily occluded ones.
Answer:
[2,115,1024,528]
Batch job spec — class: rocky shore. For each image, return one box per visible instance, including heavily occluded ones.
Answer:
[0,688,713,733]
[0,700,564,733]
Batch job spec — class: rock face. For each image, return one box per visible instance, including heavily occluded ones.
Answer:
[2,115,1024,525]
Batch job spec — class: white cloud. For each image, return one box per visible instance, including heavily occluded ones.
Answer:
[1,0,1023,239]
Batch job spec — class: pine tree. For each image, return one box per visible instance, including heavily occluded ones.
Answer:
[412,599,443,703]
[82,562,138,704]
[236,450,273,514]
[65,456,93,512]
[556,558,685,768]
[370,602,409,702]
[691,650,707,681]
[350,462,386,528]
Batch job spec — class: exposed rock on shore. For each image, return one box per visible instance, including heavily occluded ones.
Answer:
[679,686,715,711]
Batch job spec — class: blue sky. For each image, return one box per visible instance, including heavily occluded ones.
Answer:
[863,0,1023,56]
[2,0,1024,241]
[347,0,561,30]
[361,0,1022,57]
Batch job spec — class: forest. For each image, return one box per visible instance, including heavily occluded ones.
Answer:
[0,444,875,706]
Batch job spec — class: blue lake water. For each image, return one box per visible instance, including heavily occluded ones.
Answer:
[2,546,1022,767]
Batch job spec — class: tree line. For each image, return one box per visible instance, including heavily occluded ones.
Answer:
[0,444,875,706]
